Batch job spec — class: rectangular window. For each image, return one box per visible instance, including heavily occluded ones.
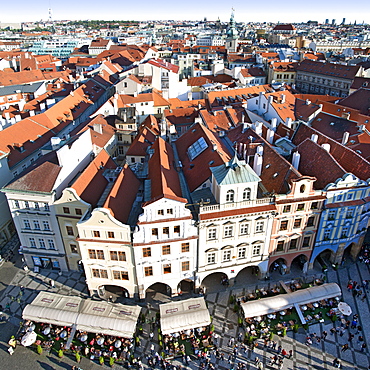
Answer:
[307,216,315,227]
[255,221,264,233]
[252,245,261,256]
[107,231,115,238]
[88,249,97,259]
[293,219,302,228]
[162,245,171,255]
[33,220,40,230]
[48,240,55,249]
[110,251,126,261]
[207,228,217,240]
[283,205,291,213]
[222,250,231,261]
[14,200,20,209]
[224,225,233,238]
[44,203,50,211]
[96,250,104,260]
[323,229,331,240]
[158,209,164,215]
[174,225,180,233]
[39,239,46,249]
[240,223,249,235]
[289,239,298,249]
[75,208,82,215]
[280,220,288,231]
[163,227,169,235]
[276,241,284,252]
[152,228,158,236]
[24,220,31,229]
[181,243,190,253]
[93,230,100,237]
[182,261,190,271]
[143,247,151,257]
[238,247,246,258]
[207,252,216,264]
[92,268,100,278]
[328,210,336,220]
[66,226,74,236]
[63,207,70,214]
[113,270,129,280]
[311,202,318,210]
[70,244,78,254]
[100,270,108,279]
[302,236,310,248]
[34,202,39,210]
[167,209,173,215]
[297,203,305,211]
[163,264,172,274]
[25,201,30,209]
[29,237,36,247]
[43,221,50,231]
[341,227,349,238]
[346,209,354,219]
[144,266,153,276]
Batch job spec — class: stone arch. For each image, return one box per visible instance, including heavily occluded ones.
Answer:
[201,272,229,294]
[98,284,130,302]
[145,282,173,301]
[290,254,308,274]
[269,257,288,275]
[234,265,260,286]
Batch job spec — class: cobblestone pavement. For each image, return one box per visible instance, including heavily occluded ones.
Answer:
[0,257,369,369]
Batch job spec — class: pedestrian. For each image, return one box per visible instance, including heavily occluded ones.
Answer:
[355,325,362,334]
[277,345,282,354]
[49,279,55,288]
[348,333,354,342]
[7,347,14,355]
[281,349,287,356]
[8,336,16,349]
[351,319,357,329]
[321,330,327,340]
[341,343,349,352]
[255,356,260,365]
[357,335,364,345]
[362,293,367,302]
[361,342,367,352]
[288,349,293,358]
[330,327,336,335]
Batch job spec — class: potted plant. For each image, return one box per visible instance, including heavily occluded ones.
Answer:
[281,328,287,337]
[75,352,81,363]
[238,317,243,327]
[229,295,235,305]
[58,349,63,358]
[99,356,104,365]
[37,345,43,355]
[109,357,115,367]
[292,324,299,333]
[233,304,239,313]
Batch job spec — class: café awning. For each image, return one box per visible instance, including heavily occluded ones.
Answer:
[241,283,341,319]
[22,292,141,338]
[76,299,142,338]
[160,297,211,335]
[22,292,82,327]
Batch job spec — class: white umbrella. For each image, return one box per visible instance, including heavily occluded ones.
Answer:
[80,334,88,342]
[97,337,105,346]
[338,302,352,316]
[21,331,37,347]
[42,327,51,335]
[114,340,122,348]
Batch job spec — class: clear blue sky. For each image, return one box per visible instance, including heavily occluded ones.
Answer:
[1,0,369,24]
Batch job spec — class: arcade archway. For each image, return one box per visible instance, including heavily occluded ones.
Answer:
[145,282,172,302]
[201,272,229,294]
[234,266,260,287]
[313,249,335,271]
[177,279,194,295]
[98,285,129,302]
[291,254,308,274]
[269,258,288,275]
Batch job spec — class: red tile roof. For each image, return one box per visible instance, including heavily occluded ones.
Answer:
[103,164,141,224]
[175,122,232,192]
[338,88,370,116]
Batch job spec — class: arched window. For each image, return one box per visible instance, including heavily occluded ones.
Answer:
[243,188,251,200]
[226,190,234,203]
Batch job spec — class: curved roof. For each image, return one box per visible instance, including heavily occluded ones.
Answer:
[160,297,211,335]
[241,283,341,318]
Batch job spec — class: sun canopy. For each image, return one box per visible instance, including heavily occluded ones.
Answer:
[159,297,211,335]
[22,292,82,327]
[241,283,341,319]
[76,300,142,338]
[22,292,141,338]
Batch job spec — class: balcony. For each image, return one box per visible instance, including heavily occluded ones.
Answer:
[200,197,274,214]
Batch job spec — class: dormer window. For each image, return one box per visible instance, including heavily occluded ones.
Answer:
[226,190,234,203]
[243,188,251,201]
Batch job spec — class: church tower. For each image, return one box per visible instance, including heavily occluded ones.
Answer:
[225,10,239,53]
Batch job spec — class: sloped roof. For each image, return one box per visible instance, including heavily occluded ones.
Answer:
[211,155,260,185]
[4,160,61,193]
[338,88,370,116]
[103,164,141,224]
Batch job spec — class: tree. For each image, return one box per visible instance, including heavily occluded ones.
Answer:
[99,356,104,365]
[37,345,43,355]
[109,357,115,367]
[75,352,81,363]
[58,349,63,358]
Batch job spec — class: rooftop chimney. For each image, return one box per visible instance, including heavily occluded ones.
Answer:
[342,131,349,145]
[253,153,263,176]
[305,99,311,105]
[292,151,301,170]
[311,134,318,143]
[266,128,274,144]
[280,94,286,104]
[93,123,103,134]
[321,143,330,152]
[285,117,292,128]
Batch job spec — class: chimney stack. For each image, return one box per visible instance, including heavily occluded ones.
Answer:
[292,151,301,170]
[253,153,263,176]
[311,134,318,143]
[342,131,349,145]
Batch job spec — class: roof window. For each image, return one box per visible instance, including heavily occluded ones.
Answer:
[188,137,208,161]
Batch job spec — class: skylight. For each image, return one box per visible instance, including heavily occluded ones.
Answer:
[187,137,208,161]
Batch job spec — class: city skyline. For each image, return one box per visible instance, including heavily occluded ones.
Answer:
[1,0,369,24]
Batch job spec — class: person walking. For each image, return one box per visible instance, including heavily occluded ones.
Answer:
[321,331,328,340]
[341,344,349,352]
[49,279,55,288]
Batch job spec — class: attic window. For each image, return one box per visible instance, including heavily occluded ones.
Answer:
[265,164,270,168]
[187,137,208,161]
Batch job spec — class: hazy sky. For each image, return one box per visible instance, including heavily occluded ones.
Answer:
[1,0,369,24]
